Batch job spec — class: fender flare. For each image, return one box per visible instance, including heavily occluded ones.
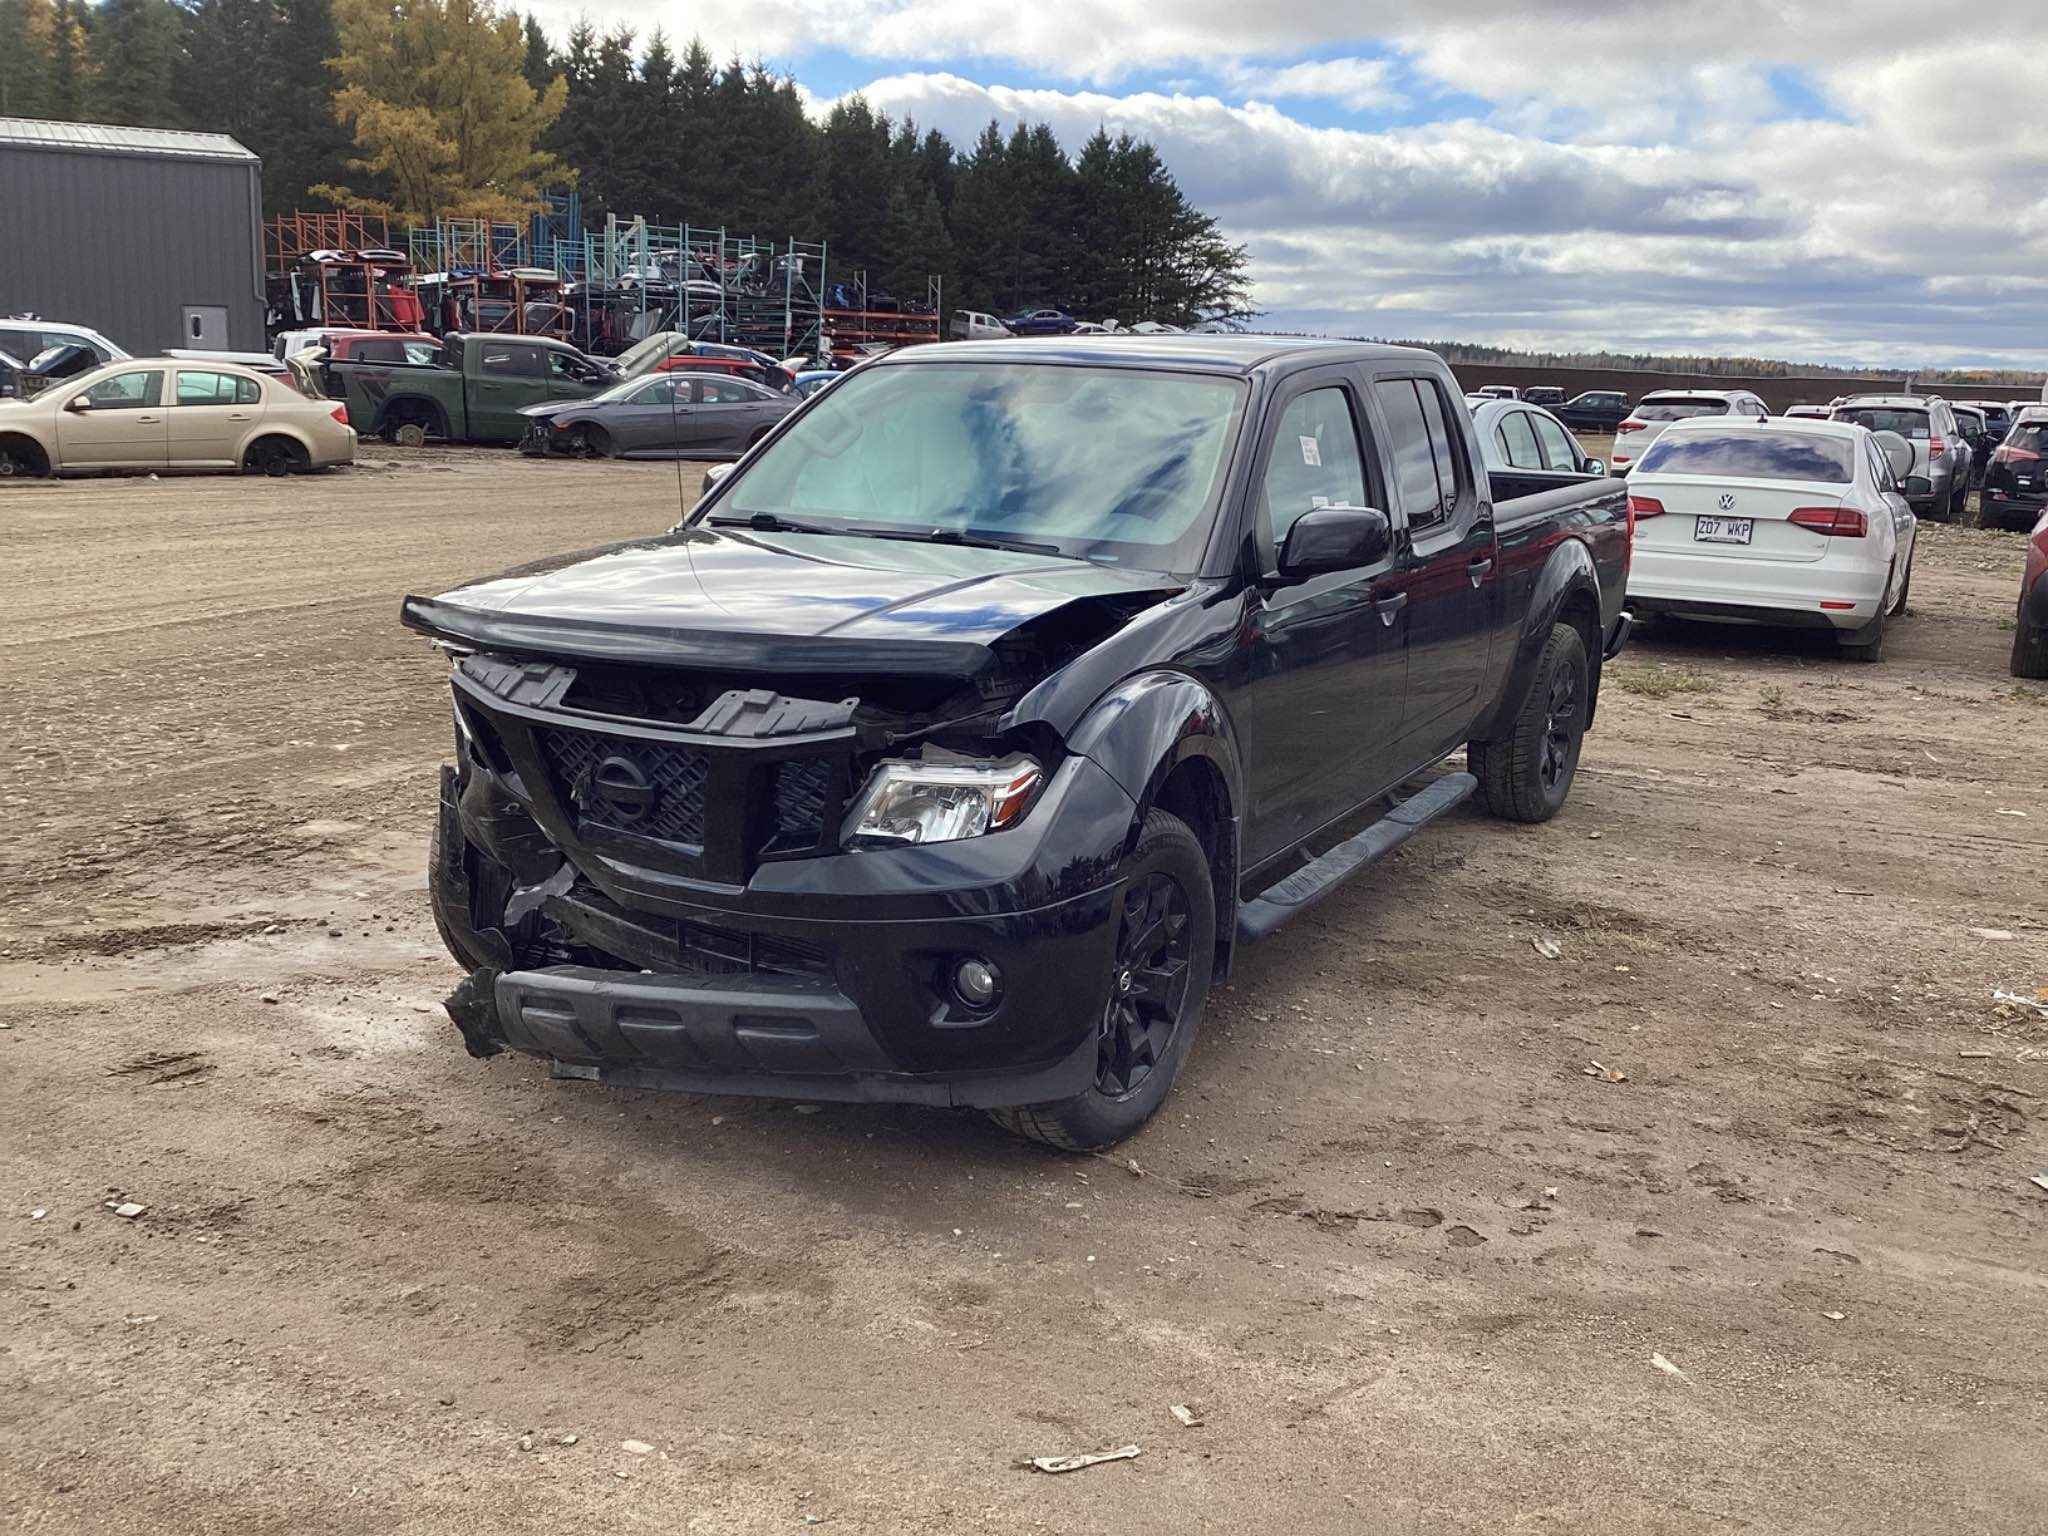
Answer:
[1062,669,1245,972]
[1473,536,1607,741]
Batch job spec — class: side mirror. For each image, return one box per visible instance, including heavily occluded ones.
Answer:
[1872,430,1913,482]
[65,394,90,413]
[1276,505,1391,580]
[699,462,735,499]
[1583,458,1606,478]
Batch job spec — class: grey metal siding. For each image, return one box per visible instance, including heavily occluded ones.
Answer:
[0,146,265,352]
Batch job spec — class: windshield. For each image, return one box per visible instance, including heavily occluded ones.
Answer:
[1834,407,1928,441]
[716,362,1247,570]
[1635,429,1854,483]
[1636,399,1728,422]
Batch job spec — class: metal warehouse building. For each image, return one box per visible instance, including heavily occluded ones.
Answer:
[0,117,265,355]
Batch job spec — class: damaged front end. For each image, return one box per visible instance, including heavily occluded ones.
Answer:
[409,581,1171,1105]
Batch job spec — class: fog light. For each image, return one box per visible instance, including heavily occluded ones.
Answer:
[953,957,1001,1009]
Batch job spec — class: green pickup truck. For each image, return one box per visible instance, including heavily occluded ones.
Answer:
[330,333,615,446]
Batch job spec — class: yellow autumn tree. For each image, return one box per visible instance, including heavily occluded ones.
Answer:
[315,0,569,223]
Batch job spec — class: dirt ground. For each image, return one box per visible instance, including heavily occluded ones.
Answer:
[4,450,2045,1534]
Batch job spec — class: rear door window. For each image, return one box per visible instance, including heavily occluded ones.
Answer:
[1373,377,1461,529]
[1531,413,1578,471]
[480,343,543,378]
[1263,386,1369,544]
[174,370,243,406]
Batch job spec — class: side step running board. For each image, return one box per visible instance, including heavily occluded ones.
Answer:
[1235,772,1477,943]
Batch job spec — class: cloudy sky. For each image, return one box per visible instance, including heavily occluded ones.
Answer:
[531,0,2048,370]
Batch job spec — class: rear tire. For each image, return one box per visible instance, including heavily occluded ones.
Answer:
[1839,596,1886,663]
[2014,613,2048,680]
[243,436,307,477]
[1891,550,1913,616]
[987,809,1213,1151]
[1469,622,1588,824]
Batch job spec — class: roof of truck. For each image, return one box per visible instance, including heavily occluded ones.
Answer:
[892,334,1436,374]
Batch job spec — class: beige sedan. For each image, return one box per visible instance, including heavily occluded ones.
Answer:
[0,356,355,478]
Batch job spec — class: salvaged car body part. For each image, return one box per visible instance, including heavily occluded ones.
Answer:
[406,337,1630,1146]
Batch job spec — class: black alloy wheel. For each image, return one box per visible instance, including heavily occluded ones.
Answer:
[1096,870,1194,1099]
[1539,659,1581,796]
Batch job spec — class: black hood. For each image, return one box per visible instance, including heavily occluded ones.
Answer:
[402,525,1183,679]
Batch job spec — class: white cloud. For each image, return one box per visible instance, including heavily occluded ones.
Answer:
[1220,57,1404,112]
[521,0,2048,365]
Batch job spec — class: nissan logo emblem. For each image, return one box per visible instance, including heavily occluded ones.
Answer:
[585,754,656,823]
[1716,492,1736,511]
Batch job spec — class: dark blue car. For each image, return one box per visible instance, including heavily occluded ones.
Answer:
[1004,307,1077,336]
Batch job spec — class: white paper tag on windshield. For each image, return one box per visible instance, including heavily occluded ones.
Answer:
[1299,435,1322,467]
[1311,495,1330,507]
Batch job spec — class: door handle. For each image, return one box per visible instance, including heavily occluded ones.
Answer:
[1467,556,1494,586]
[227,412,252,420]
[1373,590,1408,626]
[136,414,162,423]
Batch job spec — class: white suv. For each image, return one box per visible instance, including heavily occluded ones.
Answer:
[1610,388,1768,474]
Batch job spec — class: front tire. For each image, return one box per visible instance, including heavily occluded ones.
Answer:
[1469,622,1588,823]
[988,809,1213,1151]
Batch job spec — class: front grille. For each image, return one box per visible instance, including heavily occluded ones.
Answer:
[536,726,711,846]
[767,757,834,852]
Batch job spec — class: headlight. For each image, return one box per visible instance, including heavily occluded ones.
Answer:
[840,754,1044,850]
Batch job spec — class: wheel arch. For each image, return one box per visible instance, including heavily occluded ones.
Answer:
[1061,670,1244,982]
[1475,537,1605,740]
[0,428,53,475]
[241,429,313,468]
[374,392,449,439]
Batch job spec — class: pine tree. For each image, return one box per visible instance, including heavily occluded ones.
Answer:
[264,0,355,210]
[948,121,1018,313]
[519,12,552,94]
[87,0,184,128]
[47,0,86,120]
[0,0,57,119]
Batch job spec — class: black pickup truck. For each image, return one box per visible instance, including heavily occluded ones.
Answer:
[403,337,1632,1148]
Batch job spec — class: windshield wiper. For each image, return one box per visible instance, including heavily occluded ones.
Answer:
[873,526,1067,557]
[706,511,843,535]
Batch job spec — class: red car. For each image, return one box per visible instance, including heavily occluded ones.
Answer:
[2013,507,2048,678]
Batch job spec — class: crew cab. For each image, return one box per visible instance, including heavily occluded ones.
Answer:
[330,332,614,446]
[403,338,1630,1148]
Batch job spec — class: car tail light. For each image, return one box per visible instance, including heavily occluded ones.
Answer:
[1626,494,1665,519]
[1788,505,1867,537]
[1616,419,1645,434]
[331,405,349,427]
[1928,434,1947,459]
[1993,444,2041,464]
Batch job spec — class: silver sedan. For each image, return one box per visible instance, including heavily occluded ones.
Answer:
[519,371,798,461]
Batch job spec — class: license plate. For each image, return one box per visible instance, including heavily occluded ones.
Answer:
[1693,516,1753,545]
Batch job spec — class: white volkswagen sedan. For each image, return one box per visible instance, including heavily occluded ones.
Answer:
[1624,417,1917,662]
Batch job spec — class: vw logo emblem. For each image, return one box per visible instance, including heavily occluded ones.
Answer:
[585,754,656,823]
[1716,492,1736,511]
